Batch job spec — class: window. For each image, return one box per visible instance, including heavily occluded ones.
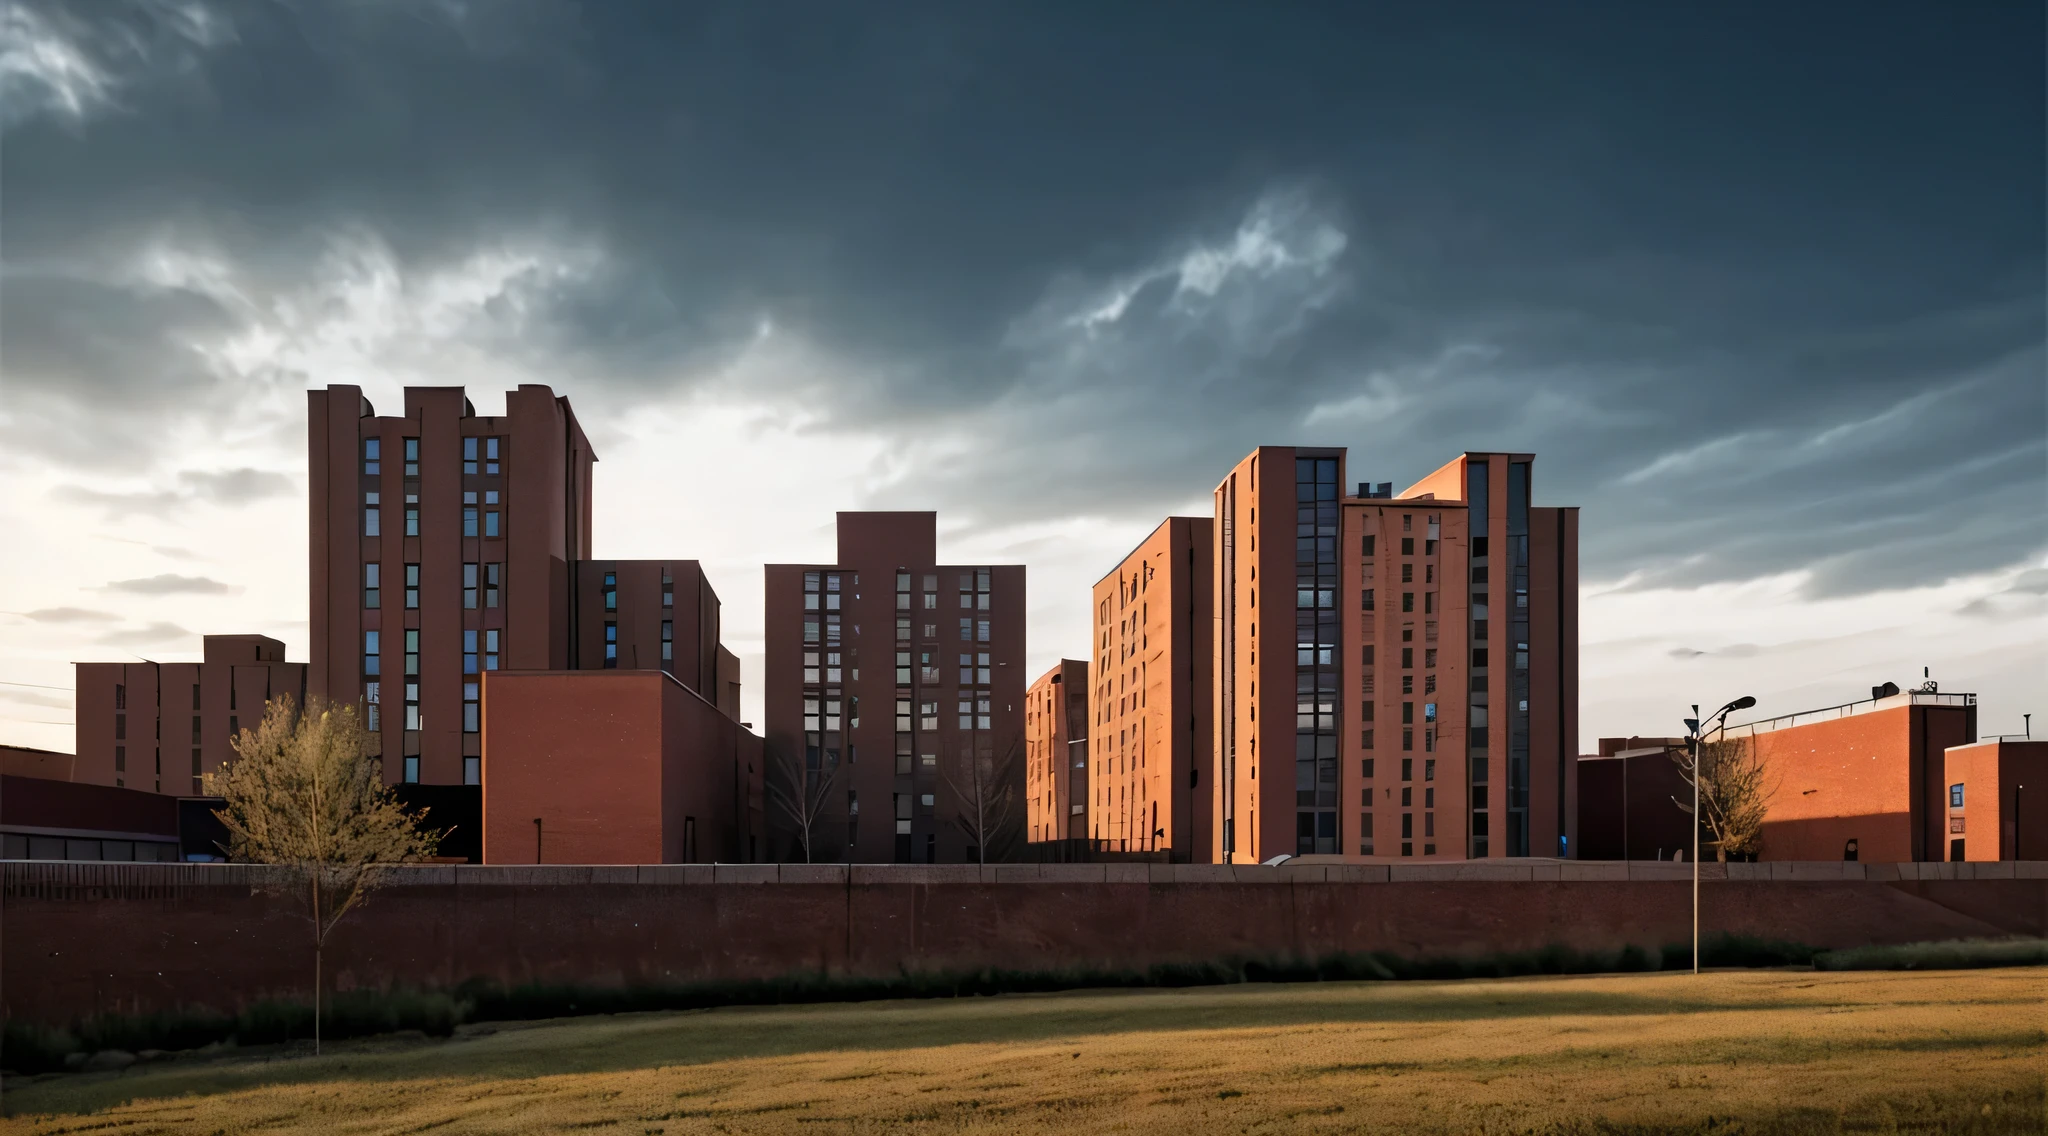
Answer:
[115,745,126,771]
[463,437,479,475]
[662,571,673,608]
[364,491,381,536]
[464,630,479,674]
[604,622,618,668]
[463,497,478,536]
[1425,648,1437,668]
[1950,784,1964,809]
[896,616,911,642]
[405,563,420,609]
[485,629,500,671]
[464,756,480,786]
[1362,534,1375,557]
[1401,647,1413,669]
[364,631,381,677]
[114,683,126,711]
[959,617,972,641]
[1401,537,1414,555]
[364,563,381,608]
[1401,563,1413,584]
[977,619,990,642]
[464,563,478,608]
[920,700,938,730]
[1361,758,1375,779]
[485,436,501,476]
[662,621,674,663]
[363,437,381,475]
[1402,592,1414,612]
[190,715,201,744]
[403,437,419,476]
[405,493,419,536]
[463,682,479,733]
[604,572,617,611]
[404,755,420,783]
[485,508,500,538]
[365,682,380,730]
[404,629,420,677]
[1361,589,1374,611]
[486,562,501,608]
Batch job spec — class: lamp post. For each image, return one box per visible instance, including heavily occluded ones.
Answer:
[1688,694,1756,975]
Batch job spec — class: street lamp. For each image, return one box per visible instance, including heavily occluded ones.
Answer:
[1687,694,1755,975]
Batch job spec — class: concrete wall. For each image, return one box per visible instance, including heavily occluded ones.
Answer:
[6,860,2041,1025]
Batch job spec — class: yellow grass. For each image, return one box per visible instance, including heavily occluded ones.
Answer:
[5,968,2044,1134]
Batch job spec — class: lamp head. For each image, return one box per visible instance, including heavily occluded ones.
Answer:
[1729,695,1757,712]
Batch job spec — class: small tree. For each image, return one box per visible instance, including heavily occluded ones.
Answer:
[1672,734,1773,861]
[204,696,441,1054]
[766,742,841,864]
[944,734,1023,865]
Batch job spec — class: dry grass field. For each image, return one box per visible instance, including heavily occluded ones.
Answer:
[4,968,2043,1134]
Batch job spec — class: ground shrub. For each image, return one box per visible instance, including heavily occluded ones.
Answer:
[6,934,1847,1070]
[1813,938,2048,972]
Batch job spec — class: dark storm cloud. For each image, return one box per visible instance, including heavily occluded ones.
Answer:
[2,0,2041,593]
[97,573,242,596]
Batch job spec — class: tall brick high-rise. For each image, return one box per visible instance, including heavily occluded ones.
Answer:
[309,385,596,786]
[764,513,1025,863]
[1211,447,1577,864]
[1088,517,1213,859]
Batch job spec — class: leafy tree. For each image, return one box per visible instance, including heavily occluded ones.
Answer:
[1673,734,1773,861]
[204,696,441,1054]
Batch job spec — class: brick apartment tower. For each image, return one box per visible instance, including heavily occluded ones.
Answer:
[764,513,1026,863]
[1211,448,1577,863]
[73,635,306,795]
[308,385,595,786]
[573,558,739,716]
[1025,660,1089,848]
[1089,517,1214,859]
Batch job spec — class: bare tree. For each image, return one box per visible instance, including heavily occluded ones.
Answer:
[204,696,442,1054]
[944,733,1023,865]
[766,742,841,864]
[1672,734,1774,861]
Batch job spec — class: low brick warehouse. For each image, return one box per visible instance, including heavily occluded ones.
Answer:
[3,860,2041,1025]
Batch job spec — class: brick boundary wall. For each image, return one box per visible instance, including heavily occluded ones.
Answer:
[4,861,2043,1024]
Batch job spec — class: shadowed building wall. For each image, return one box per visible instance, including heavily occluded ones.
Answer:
[72,635,305,796]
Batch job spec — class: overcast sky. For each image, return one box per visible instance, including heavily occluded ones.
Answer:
[2,0,2042,752]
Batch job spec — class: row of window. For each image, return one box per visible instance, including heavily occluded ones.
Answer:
[111,681,247,714]
[362,491,503,538]
[362,436,502,477]
[363,562,503,609]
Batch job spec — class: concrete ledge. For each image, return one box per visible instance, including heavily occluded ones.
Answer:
[848,864,982,885]
[1625,862,1693,881]
[588,866,643,885]
[1035,864,1108,883]
[1559,862,1627,881]
[1102,864,1151,883]
[1863,862,1902,882]
[1966,861,2016,880]
[778,864,849,884]
[1329,864,1390,883]
[1771,862,1864,881]
[990,864,1043,882]
[712,864,778,885]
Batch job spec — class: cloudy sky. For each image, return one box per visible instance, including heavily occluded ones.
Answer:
[2,0,2042,752]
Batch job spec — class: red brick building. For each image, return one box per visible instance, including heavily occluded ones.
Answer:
[1729,689,1978,862]
[308,384,596,787]
[481,670,763,864]
[1940,737,2045,862]
[1574,737,1691,861]
[1025,660,1088,847]
[763,513,1026,863]
[1089,517,1213,859]
[72,635,306,796]
[573,558,735,714]
[1211,448,1579,864]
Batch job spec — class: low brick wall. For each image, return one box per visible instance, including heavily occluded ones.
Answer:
[4,860,2043,1024]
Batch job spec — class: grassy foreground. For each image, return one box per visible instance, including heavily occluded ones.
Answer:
[4,968,2043,1134]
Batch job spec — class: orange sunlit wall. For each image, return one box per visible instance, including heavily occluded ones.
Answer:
[1090,517,1213,859]
[1025,659,1088,844]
